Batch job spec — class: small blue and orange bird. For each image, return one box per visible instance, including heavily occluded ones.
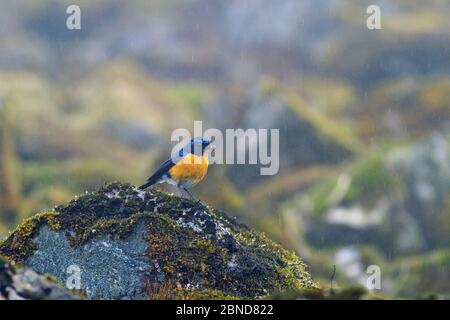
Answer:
[139,137,212,202]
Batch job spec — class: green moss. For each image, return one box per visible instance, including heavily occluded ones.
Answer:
[144,212,233,293]
[0,210,61,262]
[62,212,154,247]
[45,212,62,230]
[177,289,240,300]
[235,229,319,294]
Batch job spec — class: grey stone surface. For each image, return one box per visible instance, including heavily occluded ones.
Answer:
[26,224,151,299]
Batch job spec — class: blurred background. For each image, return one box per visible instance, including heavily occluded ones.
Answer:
[0,0,449,298]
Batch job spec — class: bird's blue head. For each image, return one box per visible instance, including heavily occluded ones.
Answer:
[180,137,212,156]
[192,137,211,154]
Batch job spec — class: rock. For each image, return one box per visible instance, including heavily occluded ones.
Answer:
[228,79,357,189]
[0,255,80,300]
[387,133,450,249]
[294,133,450,256]
[0,182,318,300]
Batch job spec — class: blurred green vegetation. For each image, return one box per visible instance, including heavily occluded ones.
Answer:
[0,99,21,231]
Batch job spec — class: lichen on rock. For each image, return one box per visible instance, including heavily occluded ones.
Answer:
[0,182,318,299]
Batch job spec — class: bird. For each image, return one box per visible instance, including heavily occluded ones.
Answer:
[139,137,212,203]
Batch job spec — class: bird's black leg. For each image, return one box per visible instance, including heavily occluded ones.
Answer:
[181,187,202,206]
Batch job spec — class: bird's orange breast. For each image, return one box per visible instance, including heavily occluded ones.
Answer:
[168,153,209,185]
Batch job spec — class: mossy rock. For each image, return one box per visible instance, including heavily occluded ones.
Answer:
[0,182,318,299]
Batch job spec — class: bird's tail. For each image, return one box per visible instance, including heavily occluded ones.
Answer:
[138,181,153,190]
[139,158,173,190]
[138,173,161,190]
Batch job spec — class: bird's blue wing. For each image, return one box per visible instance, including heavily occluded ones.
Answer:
[139,143,192,190]
[139,158,175,189]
